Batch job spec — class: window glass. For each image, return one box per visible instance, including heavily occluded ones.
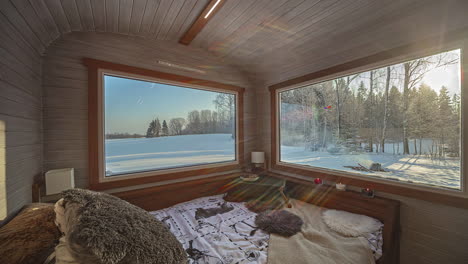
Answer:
[104,75,236,176]
[279,49,462,190]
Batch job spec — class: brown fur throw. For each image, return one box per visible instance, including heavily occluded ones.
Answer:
[0,203,61,264]
[61,188,187,264]
[255,210,303,237]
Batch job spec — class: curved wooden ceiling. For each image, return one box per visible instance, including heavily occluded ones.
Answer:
[1,0,467,84]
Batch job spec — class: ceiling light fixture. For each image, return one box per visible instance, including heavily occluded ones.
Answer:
[204,0,222,19]
[157,60,206,74]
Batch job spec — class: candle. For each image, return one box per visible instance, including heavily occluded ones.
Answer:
[361,187,375,198]
[336,182,346,191]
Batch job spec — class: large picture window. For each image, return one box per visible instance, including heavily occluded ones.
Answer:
[278,49,462,190]
[104,75,237,177]
[85,58,244,190]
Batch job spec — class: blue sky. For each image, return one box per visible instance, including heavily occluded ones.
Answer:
[104,75,222,134]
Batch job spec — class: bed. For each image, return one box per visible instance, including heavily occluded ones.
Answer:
[116,173,400,264]
[150,194,385,264]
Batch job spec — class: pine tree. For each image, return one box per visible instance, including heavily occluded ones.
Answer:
[436,86,453,156]
[408,84,437,154]
[146,120,156,138]
[162,120,169,136]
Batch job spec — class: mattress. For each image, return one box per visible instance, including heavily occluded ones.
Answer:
[150,195,383,264]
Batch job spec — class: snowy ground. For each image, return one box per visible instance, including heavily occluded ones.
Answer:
[281,146,461,189]
[105,134,235,176]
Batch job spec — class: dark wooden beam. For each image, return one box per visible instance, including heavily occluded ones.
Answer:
[179,0,225,45]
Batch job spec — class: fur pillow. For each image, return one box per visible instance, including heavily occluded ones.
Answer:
[322,209,383,237]
[61,188,187,264]
[0,203,61,264]
[255,210,303,237]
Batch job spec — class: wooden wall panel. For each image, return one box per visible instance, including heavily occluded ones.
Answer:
[42,32,255,190]
[0,5,43,220]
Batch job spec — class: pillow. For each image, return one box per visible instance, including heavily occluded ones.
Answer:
[0,203,61,264]
[322,209,383,237]
[255,210,303,237]
[60,188,187,264]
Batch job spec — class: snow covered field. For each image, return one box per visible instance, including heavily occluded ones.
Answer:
[281,146,461,189]
[105,133,459,189]
[105,134,235,175]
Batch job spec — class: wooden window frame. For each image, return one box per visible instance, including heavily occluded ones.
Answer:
[84,58,245,191]
[269,29,468,209]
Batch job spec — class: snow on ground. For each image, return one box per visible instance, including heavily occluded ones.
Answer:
[105,134,235,175]
[281,146,461,189]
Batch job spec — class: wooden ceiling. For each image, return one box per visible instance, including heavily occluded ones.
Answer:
[1,0,467,85]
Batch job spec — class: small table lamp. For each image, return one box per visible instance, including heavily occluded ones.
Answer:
[45,168,75,195]
[251,152,266,174]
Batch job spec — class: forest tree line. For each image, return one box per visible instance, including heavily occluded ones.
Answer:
[145,93,235,138]
[280,50,460,158]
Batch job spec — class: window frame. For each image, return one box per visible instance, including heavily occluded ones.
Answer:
[270,33,468,208]
[84,58,245,190]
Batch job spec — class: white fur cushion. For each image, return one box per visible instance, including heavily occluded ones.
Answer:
[322,209,383,237]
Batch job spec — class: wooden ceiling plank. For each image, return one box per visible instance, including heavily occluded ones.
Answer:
[165,0,198,40]
[234,0,353,61]
[9,0,51,45]
[129,0,147,35]
[244,0,416,63]
[118,0,133,34]
[179,0,227,45]
[205,0,290,53]
[90,0,106,32]
[0,1,45,54]
[150,0,173,37]
[190,0,241,46]
[175,0,208,39]
[192,0,253,47]
[289,0,415,55]
[75,0,95,31]
[272,8,460,84]
[138,0,159,35]
[262,0,427,77]
[43,0,71,34]
[219,0,310,58]
[200,0,272,49]
[157,0,186,40]
[60,0,83,31]
[105,0,120,33]
[28,0,60,41]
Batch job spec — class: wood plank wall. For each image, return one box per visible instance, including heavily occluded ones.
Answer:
[42,32,256,190]
[0,6,43,219]
[255,85,468,264]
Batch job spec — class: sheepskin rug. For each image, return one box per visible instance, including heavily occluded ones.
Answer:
[322,209,383,237]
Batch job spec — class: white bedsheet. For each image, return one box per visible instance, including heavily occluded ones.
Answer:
[150,195,383,264]
[150,195,269,264]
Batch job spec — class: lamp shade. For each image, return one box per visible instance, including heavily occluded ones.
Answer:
[45,168,75,195]
[251,152,265,164]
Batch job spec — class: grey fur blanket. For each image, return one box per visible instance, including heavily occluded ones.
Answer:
[61,189,187,264]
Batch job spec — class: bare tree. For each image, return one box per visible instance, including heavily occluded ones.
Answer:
[169,118,185,135]
[381,66,391,152]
